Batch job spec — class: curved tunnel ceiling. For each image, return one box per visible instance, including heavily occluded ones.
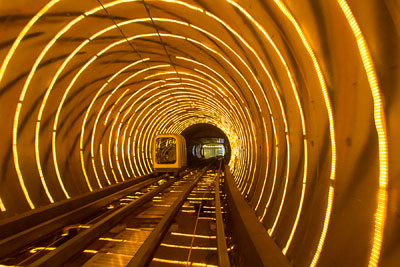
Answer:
[0,0,399,266]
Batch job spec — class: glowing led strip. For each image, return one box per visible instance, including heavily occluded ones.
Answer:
[144,72,244,128]
[130,92,235,159]
[106,88,134,181]
[0,0,61,84]
[260,117,278,220]
[220,0,305,245]
[160,243,216,250]
[152,258,217,267]
[337,1,388,266]
[143,100,235,167]
[20,14,86,201]
[255,117,271,212]
[89,64,169,185]
[61,17,251,195]
[283,138,308,255]
[272,1,337,261]
[0,197,5,211]
[87,71,154,180]
[156,2,285,184]
[10,4,77,202]
[136,96,225,171]
[171,232,216,239]
[9,1,147,207]
[81,59,150,188]
[138,69,248,176]
[200,2,299,213]
[270,133,290,235]
[7,0,261,211]
[99,144,112,184]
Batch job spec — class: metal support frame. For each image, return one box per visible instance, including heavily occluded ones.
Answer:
[215,161,230,266]
[0,173,154,239]
[127,166,209,267]
[30,178,177,267]
[224,165,291,267]
[0,175,161,259]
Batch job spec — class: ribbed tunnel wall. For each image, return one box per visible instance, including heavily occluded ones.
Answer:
[0,0,399,266]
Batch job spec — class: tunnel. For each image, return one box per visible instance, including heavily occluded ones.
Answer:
[181,123,231,165]
[0,0,399,266]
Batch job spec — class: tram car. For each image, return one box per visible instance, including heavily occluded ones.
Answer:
[152,134,187,174]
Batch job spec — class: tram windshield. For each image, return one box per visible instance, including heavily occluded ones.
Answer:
[155,137,177,164]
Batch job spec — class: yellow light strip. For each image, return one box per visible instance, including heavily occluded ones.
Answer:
[12,103,35,209]
[85,59,150,185]
[29,247,97,254]
[170,232,216,239]
[129,93,234,169]
[270,133,290,234]
[0,0,61,84]
[255,117,270,211]
[104,88,130,125]
[337,1,388,266]
[80,149,93,190]
[0,197,5,211]
[9,6,252,210]
[100,144,112,184]
[273,0,336,261]
[152,257,218,267]
[15,15,87,203]
[97,64,170,176]
[122,70,244,178]
[283,139,308,254]
[34,122,54,203]
[160,243,217,250]
[260,118,278,221]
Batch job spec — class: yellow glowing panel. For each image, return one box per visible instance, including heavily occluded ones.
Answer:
[12,103,35,209]
[0,197,5,211]
[35,121,54,203]
[152,258,217,267]
[170,232,216,239]
[80,150,93,191]
[260,120,278,221]
[270,133,290,235]
[337,1,388,266]
[104,88,130,125]
[255,117,270,211]
[160,243,217,250]
[52,131,71,198]
[283,139,308,255]
[100,144,113,184]
[84,59,149,185]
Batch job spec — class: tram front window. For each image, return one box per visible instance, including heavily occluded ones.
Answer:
[155,137,177,164]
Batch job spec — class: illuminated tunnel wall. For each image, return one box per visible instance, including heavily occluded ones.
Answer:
[0,0,398,266]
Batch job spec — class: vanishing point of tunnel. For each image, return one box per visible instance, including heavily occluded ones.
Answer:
[0,0,399,266]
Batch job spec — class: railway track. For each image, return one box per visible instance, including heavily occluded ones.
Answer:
[1,160,291,267]
[0,161,231,267]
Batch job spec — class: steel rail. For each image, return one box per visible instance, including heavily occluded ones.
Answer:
[215,160,230,266]
[0,173,154,239]
[0,175,163,259]
[127,166,209,267]
[29,177,177,267]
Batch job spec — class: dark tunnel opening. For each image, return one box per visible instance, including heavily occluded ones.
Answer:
[181,123,231,166]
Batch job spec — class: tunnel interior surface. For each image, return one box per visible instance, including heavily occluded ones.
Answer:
[181,123,231,165]
[0,0,399,266]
